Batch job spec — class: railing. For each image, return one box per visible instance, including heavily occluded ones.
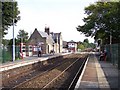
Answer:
[1,45,19,63]
[104,44,120,69]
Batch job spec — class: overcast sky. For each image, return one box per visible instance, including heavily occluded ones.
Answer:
[4,0,98,43]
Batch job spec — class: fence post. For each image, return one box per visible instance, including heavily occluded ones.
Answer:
[118,44,120,70]
[0,47,2,63]
[2,46,5,63]
[110,44,113,64]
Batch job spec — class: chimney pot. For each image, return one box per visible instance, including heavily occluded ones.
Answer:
[45,27,50,35]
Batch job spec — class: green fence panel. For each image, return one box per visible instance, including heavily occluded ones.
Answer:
[118,44,120,70]
[104,44,119,69]
[2,45,21,63]
[105,44,111,61]
[15,46,20,60]
[0,47,2,63]
[2,46,12,63]
[111,44,118,66]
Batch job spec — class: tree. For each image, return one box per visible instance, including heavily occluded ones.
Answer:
[2,39,10,46]
[1,1,20,38]
[77,1,120,44]
[88,43,96,48]
[8,38,18,56]
[83,39,89,43]
[77,44,85,50]
[83,39,89,48]
[17,29,29,44]
[77,39,95,51]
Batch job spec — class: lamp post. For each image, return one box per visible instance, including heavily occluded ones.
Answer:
[12,1,15,61]
[110,31,112,63]
[110,32,112,45]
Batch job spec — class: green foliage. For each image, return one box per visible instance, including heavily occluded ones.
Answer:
[17,29,29,44]
[83,39,89,43]
[2,39,10,46]
[83,42,88,48]
[1,1,20,38]
[77,1,120,44]
[77,39,95,50]
[8,38,18,46]
[77,44,85,50]
[88,43,96,48]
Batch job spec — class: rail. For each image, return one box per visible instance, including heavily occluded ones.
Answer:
[68,57,88,89]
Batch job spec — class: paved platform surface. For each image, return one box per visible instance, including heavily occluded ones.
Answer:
[75,54,119,90]
[0,53,70,72]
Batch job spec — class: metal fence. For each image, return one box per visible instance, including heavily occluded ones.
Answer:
[0,47,2,63]
[1,45,21,63]
[1,45,35,63]
[104,44,120,69]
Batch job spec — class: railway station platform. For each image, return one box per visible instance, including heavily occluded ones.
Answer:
[0,53,71,72]
[75,53,119,90]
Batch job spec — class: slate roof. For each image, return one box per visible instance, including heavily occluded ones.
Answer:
[28,28,55,45]
[50,32,62,44]
[50,32,61,39]
[39,31,48,38]
[38,31,54,44]
[68,40,76,43]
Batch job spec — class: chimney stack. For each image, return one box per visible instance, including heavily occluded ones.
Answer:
[45,26,50,35]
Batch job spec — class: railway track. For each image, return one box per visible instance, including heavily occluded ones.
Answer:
[12,57,72,89]
[2,55,72,88]
[11,54,88,89]
[68,56,87,89]
[41,58,80,89]
[41,56,87,89]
